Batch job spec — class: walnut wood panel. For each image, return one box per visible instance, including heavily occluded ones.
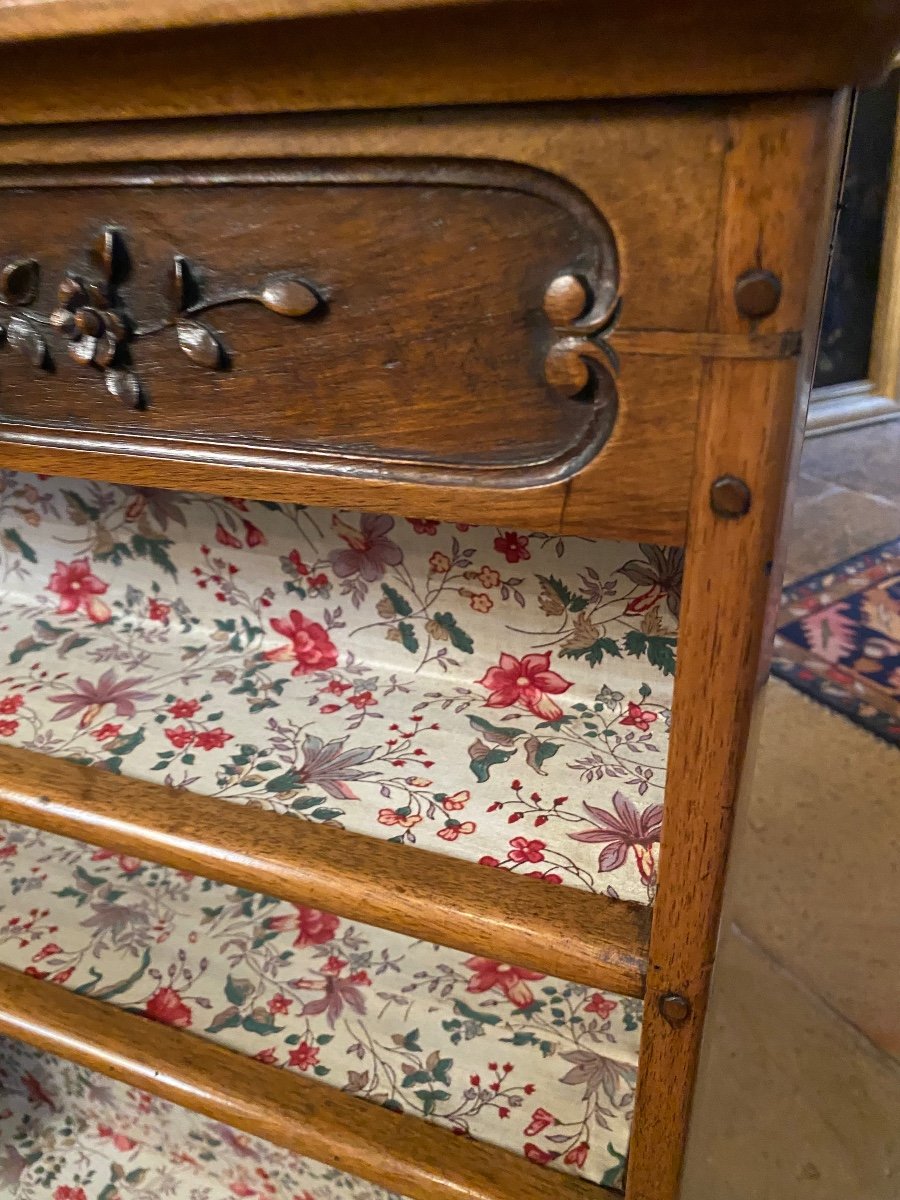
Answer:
[625,96,845,1200]
[0,2,896,126]
[0,963,617,1200]
[0,744,650,998]
[0,160,623,486]
[0,100,742,542]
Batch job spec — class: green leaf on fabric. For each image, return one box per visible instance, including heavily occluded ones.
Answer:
[225,975,254,1006]
[2,527,37,563]
[452,1000,501,1026]
[540,573,587,613]
[131,533,177,578]
[624,630,676,676]
[561,636,622,666]
[468,714,526,744]
[380,583,413,617]
[432,611,474,654]
[468,744,515,783]
[266,770,302,793]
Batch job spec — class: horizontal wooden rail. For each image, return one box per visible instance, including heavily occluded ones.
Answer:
[612,328,802,360]
[0,963,618,1200]
[0,745,650,997]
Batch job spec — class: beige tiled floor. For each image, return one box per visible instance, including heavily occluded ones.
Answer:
[680,420,900,1200]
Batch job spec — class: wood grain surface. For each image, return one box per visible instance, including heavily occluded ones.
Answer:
[0,1,895,124]
[0,744,650,998]
[0,160,621,490]
[0,962,618,1200]
[0,99,753,544]
[624,95,846,1200]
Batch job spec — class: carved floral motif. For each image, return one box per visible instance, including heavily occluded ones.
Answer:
[0,227,325,408]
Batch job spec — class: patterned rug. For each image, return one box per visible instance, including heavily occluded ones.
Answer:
[772,537,900,746]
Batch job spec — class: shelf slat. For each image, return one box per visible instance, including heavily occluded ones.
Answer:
[0,962,619,1200]
[0,745,650,998]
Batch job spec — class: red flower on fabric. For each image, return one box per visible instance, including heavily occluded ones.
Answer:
[0,719,19,737]
[346,690,376,709]
[437,821,475,841]
[169,698,201,718]
[619,701,658,732]
[54,1189,88,1200]
[408,518,438,535]
[144,987,192,1029]
[195,727,233,751]
[47,558,111,623]
[585,993,618,1018]
[215,523,241,549]
[164,725,196,750]
[268,993,292,1015]
[288,549,309,576]
[242,519,266,547]
[565,1142,589,1168]
[508,837,545,864]
[265,611,339,676]
[91,848,141,874]
[493,531,530,563]
[31,942,62,962]
[523,1144,558,1165]
[0,695,24,714]
[463,957,545,1008]
[523,1107,556,1136]
[90,722,122,741]
[264,905,340,947]
[288,1041,320,1071]
[147,599,170,623]
[97,1123,138,1151]
[477,652,572,721]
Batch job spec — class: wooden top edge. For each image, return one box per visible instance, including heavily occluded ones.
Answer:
[0,0,501,42]
[0,0,893,69]
[0,1,895,109]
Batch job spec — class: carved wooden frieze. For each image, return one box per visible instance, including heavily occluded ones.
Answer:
[0,161,621,489]
[0,228,324,409]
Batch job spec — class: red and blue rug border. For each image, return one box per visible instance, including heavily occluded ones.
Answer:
[771,536,900,748]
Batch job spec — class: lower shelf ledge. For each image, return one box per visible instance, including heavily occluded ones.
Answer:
[0,964,622,1200]
[0,744,651,999]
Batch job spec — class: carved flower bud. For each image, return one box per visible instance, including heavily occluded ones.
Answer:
[74,307,104,338]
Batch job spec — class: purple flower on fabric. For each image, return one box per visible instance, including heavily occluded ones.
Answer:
[569,791,662,884]
[49,669,155,727]
[328,514,402,582]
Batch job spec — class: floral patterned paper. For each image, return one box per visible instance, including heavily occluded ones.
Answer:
[0,468,683,1193]
[0,470,679,902]
[0,823,639,1190]
[0,1034,405,1200]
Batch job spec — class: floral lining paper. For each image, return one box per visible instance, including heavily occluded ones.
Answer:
[0,470,682,1197]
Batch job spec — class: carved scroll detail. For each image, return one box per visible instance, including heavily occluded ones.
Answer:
[0,227,325,409]
[543,271,620,405]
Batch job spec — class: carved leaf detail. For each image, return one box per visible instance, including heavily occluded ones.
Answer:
[58,275,86,310]
[168,255,198,312]
[90,228,126,284]
[105,369,142,409]
[7,316,47,367]
[50,307,76,334]
[94,332,119,369]
[261,277,321,318]
[68,336,98,366]
[176,319,225,369]
[0,259,40,306]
